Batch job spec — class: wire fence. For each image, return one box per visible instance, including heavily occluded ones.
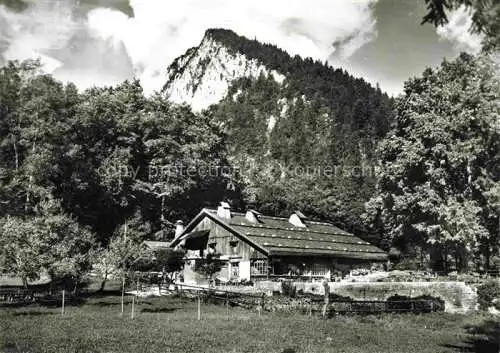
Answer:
[0,282,444,317]
[175,283,443,316]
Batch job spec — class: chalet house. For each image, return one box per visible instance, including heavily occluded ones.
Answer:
[170,203,387,283]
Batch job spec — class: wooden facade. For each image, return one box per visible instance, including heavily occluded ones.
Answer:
[172,208,387,283]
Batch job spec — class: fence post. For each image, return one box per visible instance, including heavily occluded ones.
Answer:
[226,291,229,320]
[121,274,125,315]
[136,278,140,305]
[61,290,65,316]
[259,293,266,316]
[131,295,135,319]
[197,292,201,321]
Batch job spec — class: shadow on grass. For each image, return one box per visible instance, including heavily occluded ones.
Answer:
[86,300,122,306]
[0,302,37,309]
[87,300,153,307]
[0,298,84,309]
[85,290,123,298]
[0,290,121,309]
[11,311,56,316]
[442,319,500,353]
[140,307,179,313]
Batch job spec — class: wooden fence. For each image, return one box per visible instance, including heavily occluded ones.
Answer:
[0,287,89,306]
[1,283,442,316]
[175,283,442,315]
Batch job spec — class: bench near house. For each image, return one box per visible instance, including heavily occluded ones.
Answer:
[170,203,387,284]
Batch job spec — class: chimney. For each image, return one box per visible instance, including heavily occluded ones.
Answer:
[216,201,231,219]
[245,209,261,223]
[175,220,185,238]
[289,211,306,228]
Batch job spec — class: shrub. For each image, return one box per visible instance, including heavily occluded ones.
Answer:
[393,257,420,271]
[386,294,444,313]
[281,281,297,298]
[415,295,445,312]
[477,280,500,310]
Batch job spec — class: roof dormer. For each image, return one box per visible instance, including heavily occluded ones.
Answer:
[216,201,231,219]
[245,209,262,224]
[289,211,306,228]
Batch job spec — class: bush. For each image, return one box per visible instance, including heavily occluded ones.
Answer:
[281,281,297,297]
[477,280,500,310]
[386,294,444,313]
[393,257,420,271]
[415,295,445,312]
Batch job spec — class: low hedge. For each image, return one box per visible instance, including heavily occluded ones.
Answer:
[477,280,500,310]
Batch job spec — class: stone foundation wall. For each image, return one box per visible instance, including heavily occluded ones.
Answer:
[255,280,477,313]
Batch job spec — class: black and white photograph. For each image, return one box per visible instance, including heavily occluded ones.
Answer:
[0,0,498,352]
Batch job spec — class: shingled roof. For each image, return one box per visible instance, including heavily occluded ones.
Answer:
[172,208,387,261]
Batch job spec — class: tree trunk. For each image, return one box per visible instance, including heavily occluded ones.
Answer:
[161,195,165,224]
[12,136,18,171]
[99,268,109,292]
[25,140,36,212]
[485,246,491,271]
[443,248,449,273]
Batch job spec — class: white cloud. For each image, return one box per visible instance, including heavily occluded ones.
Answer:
[0,1,76,72]
[0,0,378,93]
[436,5,483,54]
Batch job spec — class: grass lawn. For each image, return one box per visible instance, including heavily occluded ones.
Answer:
[1,294,498,353]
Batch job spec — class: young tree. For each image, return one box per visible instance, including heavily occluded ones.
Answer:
[0,197,96,290]
[153,248,185,293]
[92,247,116,292]
[105,230,150,312]
[0,216,41,288]
[193,253,224,288]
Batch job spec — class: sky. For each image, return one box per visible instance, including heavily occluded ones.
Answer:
[0,0,483,96]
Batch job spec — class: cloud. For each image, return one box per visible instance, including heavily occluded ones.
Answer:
[436,5,483,54]
[0,1,76,71]
[0,0,378,93]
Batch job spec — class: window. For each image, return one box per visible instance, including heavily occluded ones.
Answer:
[251,260,268,276]
[229,240,238,254]
[307,263,329,277]
[231,262,239,278]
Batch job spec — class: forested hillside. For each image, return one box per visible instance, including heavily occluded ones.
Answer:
[191,29,395,240]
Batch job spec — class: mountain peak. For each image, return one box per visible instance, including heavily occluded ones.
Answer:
[203,28,240,41]
[162,29,286,112]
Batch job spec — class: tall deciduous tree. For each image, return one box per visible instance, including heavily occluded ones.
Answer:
[364,52,499,271]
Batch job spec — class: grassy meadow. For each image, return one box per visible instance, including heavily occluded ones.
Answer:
[1,294,499,353]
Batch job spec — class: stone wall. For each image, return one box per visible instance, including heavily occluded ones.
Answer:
[255,280,478,313]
